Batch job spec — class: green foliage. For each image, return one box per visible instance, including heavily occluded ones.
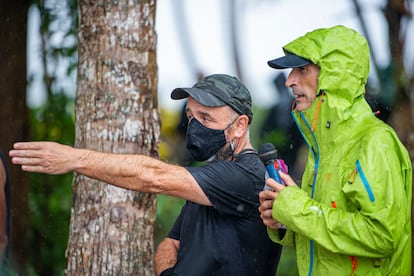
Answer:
[27,92,75,276]
[24,1,78,273]
[154,195,184,247]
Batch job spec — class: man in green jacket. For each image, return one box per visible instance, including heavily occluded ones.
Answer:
[259,25,412,275]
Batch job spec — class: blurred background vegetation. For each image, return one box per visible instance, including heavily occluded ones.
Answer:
[1,0,413,275]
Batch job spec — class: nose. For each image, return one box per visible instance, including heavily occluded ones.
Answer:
[285,70,296,88]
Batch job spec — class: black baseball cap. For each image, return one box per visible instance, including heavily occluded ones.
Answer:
[171,74,253,123]
[268,53,312,69]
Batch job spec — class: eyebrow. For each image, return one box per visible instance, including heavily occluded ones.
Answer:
[197,111,214,120]
[186,107,216,121]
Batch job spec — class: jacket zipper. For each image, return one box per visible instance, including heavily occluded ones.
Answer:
[292,111,320,276]
[356,160,375,202]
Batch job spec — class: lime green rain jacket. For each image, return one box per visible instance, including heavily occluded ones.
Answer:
[268,25,412,275]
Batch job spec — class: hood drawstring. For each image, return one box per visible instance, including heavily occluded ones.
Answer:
[311,90,325,132]
[291,98,297,111]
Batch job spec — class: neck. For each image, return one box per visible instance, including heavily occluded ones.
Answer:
[216,135,252,161]
[234,138,252,155]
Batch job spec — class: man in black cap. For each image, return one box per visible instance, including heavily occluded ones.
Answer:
[10,74,282,275]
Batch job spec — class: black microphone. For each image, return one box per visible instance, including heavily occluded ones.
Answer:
[258,143,283,186]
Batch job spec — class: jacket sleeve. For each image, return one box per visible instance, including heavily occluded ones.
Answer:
[272,132,412,257]
[267,227,295,247]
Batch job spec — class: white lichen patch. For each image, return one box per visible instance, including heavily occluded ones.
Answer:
[123,119,142,142]
[104,184,135,203]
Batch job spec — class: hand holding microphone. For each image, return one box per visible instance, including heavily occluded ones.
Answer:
[258,143,288,189]
[258,143,290,230]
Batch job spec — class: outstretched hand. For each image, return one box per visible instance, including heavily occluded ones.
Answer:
[9,141,78,175]
[258,171,296,229]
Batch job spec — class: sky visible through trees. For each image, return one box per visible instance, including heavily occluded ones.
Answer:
[27,0,414,111]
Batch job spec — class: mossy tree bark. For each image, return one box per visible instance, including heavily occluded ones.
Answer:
[66,0,159,274]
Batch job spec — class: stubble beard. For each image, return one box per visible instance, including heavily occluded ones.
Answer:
[215,142,234,161]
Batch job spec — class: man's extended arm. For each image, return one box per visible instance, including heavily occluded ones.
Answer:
[9,141,211,205]
[154,237,179,275]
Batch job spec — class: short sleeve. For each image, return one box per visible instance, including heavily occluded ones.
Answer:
[186,156,265,217]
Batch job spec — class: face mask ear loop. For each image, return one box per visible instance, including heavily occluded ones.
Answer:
[227,139,238,161]
[225,117,241,161]
[225,116,240,132]
[230,139,236,152]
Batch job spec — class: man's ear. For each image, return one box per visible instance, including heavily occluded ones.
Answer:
[234,115,249,137]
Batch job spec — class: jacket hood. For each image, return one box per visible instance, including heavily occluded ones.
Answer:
[284,25,370,121]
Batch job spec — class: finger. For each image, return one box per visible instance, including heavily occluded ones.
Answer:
[259,189,277,204]
[21,164,48,174]
[9,149,41,160]
[258,201,273,214]
[259,191,266,204]
[259,190,270,199]
[266,177,277,187]
[13,142,42,150]
[279,171,297,187]
[263,199,274,210]
[261,218,277,228]
[11,156,43,167]
[265,178,285,192]
[260,210,273,222]
[260,212,280,229]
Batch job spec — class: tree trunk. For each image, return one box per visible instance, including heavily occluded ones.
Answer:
[65,0,158,274]
[0,1,31,274]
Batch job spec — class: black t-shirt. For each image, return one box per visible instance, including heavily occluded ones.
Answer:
[165,151,282,275]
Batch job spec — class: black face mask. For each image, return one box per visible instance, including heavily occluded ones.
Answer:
[186,118,227,161]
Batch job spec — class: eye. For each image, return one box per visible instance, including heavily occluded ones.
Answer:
[201,116,211,123]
